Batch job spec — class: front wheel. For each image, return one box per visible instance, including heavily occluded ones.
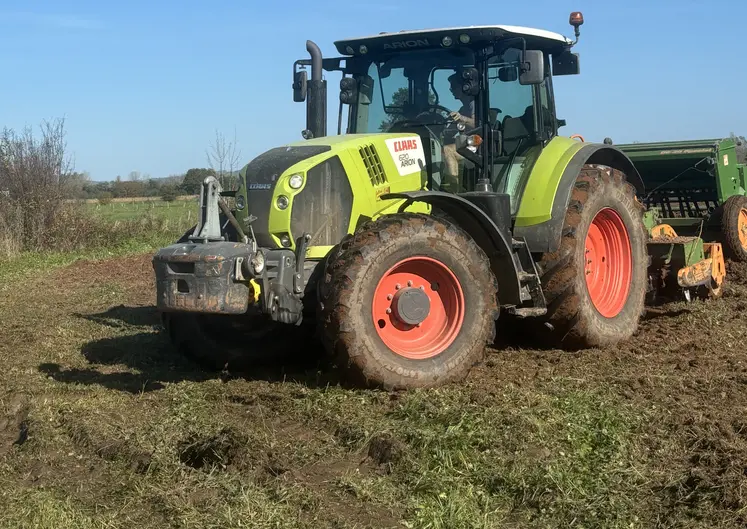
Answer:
[535,165,648,349]
[317,213,499,390]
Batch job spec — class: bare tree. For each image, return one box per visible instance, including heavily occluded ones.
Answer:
[206,128,241,190]
[0,117,75,253]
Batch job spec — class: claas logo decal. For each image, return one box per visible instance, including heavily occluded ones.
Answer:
[392,138,418,152]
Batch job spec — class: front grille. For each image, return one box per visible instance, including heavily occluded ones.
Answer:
[359,144,388,186]
[290,156,353,247]
[244,144,331,248]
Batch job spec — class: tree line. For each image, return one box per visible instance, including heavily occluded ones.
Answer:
[65,169,240,203]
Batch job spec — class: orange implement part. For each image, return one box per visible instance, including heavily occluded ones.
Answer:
[650,224,678,239]
[677,258,713,288]
[704,242,726,295]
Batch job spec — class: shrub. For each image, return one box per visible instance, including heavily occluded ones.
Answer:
[160,185,178,202]
[98,192,113,205]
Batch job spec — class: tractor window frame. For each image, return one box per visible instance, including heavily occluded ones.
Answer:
[534,53,558,142]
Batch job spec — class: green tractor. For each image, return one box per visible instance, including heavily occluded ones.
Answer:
[152,13,720,389]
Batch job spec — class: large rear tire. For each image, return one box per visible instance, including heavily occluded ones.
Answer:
[535,165,648,349]
[317,213,499,390]
[718,195,747,262]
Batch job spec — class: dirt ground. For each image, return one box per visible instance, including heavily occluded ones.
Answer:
[2,252,747,528]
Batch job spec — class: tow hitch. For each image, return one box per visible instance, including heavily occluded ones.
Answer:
[152,176,312,325]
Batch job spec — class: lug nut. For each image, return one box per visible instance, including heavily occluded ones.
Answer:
[386,308,392,314]
[407,280,413,287]
[395,284,401,290]
[387,294,393,300]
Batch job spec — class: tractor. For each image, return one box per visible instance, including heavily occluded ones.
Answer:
[152,13,724,389]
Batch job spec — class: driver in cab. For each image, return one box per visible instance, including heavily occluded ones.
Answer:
[442,70,475,189]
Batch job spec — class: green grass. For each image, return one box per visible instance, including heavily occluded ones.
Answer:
[0,232,179,287]
[84,200,198,224]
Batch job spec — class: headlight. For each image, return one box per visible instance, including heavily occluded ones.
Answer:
[289,174,304,190]
[236,194,245,210]
[276,195,289,210]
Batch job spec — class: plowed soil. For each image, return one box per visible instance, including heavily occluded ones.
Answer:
[2,252,747,528]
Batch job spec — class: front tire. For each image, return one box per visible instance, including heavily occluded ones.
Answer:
[535,165,648,349]
[318,213,499,390]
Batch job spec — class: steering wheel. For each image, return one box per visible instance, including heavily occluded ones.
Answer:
[389,104,456,130]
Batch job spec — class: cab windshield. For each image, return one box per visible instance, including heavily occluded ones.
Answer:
[348,46,537,194]
[350,48,478,135]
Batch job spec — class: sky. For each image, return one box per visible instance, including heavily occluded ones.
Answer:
[1,0,746,181]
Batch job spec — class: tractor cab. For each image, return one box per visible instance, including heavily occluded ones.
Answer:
[293,19,583,213]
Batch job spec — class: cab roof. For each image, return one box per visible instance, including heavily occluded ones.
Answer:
[334,25,573,56]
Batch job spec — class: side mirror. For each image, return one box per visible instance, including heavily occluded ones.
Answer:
[552,50,580,76]
[293,70,307,102]
[498,66,518,82]
[340,77,358,105]
[520,50,544,85]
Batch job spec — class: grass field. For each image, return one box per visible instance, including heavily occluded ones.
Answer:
[2,230,747,527]
[84,199,199,224]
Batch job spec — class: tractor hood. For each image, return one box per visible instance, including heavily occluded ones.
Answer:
[235,133,428,252]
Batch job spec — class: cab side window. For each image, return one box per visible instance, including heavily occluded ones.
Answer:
[536,76,557,140]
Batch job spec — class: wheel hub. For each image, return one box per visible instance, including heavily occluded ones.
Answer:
[584,207,632,318]
[371,256,465,360]
[391,287,431,325]
[738,208,747,250]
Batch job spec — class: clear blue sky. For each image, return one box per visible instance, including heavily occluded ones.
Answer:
[2,0,745,181]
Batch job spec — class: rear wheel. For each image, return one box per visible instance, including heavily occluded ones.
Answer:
[318,213,498,389]
[718,195,747,262]
[535,165,648,348]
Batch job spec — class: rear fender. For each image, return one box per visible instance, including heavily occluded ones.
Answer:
[514,142,646,254]
[382,190,524,306]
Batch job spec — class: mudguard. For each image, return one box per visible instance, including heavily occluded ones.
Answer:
[383,190,525,306]
[514,142,646,254]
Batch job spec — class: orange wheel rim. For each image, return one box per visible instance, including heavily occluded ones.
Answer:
[372,257,464,360]
[738,208,747,250]
[584,208,633,318]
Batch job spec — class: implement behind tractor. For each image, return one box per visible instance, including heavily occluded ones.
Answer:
[620,137,747,260]
[152,13,733,390]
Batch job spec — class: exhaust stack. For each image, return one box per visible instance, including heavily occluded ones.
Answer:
[305,40,327,139]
